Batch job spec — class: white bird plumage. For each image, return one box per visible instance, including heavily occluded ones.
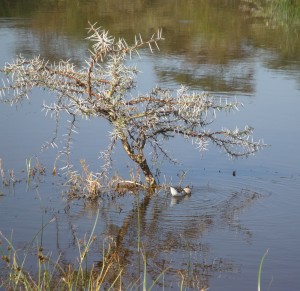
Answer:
[170,186,192,197]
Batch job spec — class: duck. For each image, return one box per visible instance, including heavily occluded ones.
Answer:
[182,186,192,195]
[169,186,192,197]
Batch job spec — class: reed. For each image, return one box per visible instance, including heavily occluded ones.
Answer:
[0,212,121,290]
[0,158,17,188]
[25,157,32,190]
[257,249,269,291]
[244,0,300,28]
[0,210,174,290]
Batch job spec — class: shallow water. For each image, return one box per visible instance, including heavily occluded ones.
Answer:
[1,1,300,290]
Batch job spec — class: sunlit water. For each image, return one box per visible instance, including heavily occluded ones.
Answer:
[1,2,300,290]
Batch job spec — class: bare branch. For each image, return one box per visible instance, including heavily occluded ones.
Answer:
[0,23,265,189]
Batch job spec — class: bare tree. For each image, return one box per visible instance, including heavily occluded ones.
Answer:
[0,23,265,189]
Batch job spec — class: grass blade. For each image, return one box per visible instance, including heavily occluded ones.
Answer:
[258,249,269,291]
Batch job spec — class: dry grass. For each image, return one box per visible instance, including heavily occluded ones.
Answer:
[0,213,123,291]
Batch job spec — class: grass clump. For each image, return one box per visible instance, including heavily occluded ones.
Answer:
[241,0,300,28]
[0,210,173,290]
[0,212,123,291]
[66,159,102,201]
[0,158,18,189]
[66,159,146,201]
[0,236,122,290]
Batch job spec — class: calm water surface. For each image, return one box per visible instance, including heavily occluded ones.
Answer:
[0,1,300,290]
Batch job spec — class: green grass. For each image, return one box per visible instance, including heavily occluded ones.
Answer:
[246,0,300,28]
[0,210,175,290]
[0,212,123,290]
[1,227,274,290]
[257,249,269,291]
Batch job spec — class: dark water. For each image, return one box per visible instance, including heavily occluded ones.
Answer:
[1,1,300,290]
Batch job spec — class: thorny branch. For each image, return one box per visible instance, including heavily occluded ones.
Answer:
[0,23,265,190]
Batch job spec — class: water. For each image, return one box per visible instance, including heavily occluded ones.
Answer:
[0,1,300,290]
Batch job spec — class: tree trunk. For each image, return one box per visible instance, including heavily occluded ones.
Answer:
[138,158,157,188]
[120,137,157,188]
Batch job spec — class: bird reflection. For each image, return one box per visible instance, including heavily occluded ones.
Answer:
[170,192,191,206]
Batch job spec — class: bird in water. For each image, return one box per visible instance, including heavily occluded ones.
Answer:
[170,186,192,197]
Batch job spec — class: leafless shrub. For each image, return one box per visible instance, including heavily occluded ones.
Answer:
[0,22,266,191]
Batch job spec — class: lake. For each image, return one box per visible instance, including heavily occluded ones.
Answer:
[0,1,300,290]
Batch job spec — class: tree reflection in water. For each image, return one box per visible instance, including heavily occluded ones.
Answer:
[62,187,262,289]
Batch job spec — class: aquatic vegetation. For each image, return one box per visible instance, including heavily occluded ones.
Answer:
[0,211,178,290]
[0,214,122,290]
[241,0,300,28]
[0,176,266,290]
[0,158,45,193]
[67,159,102,200]
[0,23,265,190]
[25,157,32,190]
[0,158,18,188]
[257,249,269,291]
